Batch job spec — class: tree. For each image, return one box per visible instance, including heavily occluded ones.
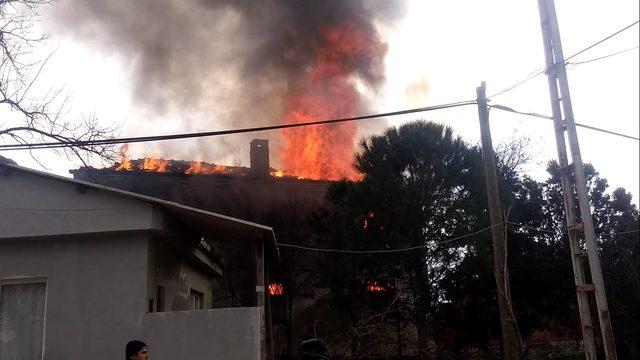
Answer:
[0,0,116,165]
[297,121,637,358]
[315,121,485,358]
[443,160,639,357]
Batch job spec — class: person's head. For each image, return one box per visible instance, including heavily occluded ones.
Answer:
[126,340,149,360]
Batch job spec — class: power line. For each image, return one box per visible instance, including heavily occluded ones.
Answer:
[277,223,500,254]
[606,229,640,237]
[567,45,639,66]
[489,19,640,99]
[0,100,477,151]
[564,20,639,63]
[506,222,639,238]
[489,68,546,99]
[490,104,640,141]
[277,223,639,254]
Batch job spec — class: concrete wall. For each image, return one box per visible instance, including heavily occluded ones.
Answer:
[141,307,261,360]
[0,166,264,359]
[147,238,214,312]
[0,167,160,239]
[0,234,149,360]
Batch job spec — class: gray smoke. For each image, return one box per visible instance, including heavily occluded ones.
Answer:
[50,0,405,164]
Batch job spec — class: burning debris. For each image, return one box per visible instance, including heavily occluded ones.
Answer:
[112,158,249,177]
[106,141,290,179]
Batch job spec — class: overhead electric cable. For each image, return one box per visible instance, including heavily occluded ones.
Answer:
[277,223,500,254]
[276,223,640,254]
[489,19,640,99]
[491,104,640,141]
[0,100,477,151]
[489,68,546,99]
[563,20,639,63]
[506,222,640,238]
[567,45,639,66]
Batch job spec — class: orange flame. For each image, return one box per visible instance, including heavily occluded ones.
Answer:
[115,144,133,171]
[270,169,285,178]
[114,149,240,176]
[185,161,217,175]
[268,283,284,296]
[280,22,386,181]
[142,158,170,172]
[214,165,230,174]
[366,281,386,293]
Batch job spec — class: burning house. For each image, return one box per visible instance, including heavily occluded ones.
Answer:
[0,160,279,360]
[70,140,349,356]
[58,0,406,356]
[71,139,334,223]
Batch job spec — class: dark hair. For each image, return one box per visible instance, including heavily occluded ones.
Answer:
[125,340,148,359]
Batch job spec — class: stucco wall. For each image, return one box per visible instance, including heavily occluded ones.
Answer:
[141,307,261,360]
[0,235,149,360]
[0,167,160,239]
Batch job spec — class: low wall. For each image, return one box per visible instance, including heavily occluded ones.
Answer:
[141,307,261,360]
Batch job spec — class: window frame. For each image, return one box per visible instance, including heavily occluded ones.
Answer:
[188,288,204,310]
[0,277,48,360]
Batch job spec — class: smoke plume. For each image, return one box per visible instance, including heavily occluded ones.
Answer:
[50,0,405,176]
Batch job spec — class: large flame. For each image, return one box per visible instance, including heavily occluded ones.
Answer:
[280,22,386,180]
[142,158,170,172]
[115,144,133,171]
[113,144,276,177]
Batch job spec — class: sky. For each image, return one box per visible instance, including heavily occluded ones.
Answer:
[3,0,639,202]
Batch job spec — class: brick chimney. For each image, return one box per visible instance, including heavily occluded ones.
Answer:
[250,139,269,178]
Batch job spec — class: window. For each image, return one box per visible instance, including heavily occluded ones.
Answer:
[156,286,165,312]
[0,279,47,360]
[189,289,204,310]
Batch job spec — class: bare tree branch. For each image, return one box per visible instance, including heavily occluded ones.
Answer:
[0,0,117,165]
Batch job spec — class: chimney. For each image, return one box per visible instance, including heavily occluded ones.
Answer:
[250,139,270,178]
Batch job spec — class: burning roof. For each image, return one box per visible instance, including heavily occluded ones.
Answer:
[95,140,312,180]
[52,0,400,182]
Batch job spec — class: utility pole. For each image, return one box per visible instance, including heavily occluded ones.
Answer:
[476,82,521,359]
[537,1,617,359]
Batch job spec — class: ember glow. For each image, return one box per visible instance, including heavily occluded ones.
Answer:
[280,22,387,181]
[268,283,284,296]
[367,281,390,293]
[270,169,285,178]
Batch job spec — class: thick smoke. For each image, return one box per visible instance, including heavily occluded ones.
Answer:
[50,0,405,165]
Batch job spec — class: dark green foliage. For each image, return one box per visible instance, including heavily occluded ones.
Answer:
[304,120,638,358]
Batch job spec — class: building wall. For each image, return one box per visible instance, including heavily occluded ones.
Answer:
[146,238,214,312]
[69,170,331,223]
[0,234,150,360]
[0,167,159,239]
[141,307,261,360]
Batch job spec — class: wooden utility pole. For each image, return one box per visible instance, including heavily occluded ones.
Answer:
[476,82,521,359]
[537,1,617,359]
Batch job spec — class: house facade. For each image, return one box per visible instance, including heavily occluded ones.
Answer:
[0,161,277,360]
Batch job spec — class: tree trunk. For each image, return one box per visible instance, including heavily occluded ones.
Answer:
[412,258,432,360]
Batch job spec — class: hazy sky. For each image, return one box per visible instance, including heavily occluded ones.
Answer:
[4,0,639,201]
